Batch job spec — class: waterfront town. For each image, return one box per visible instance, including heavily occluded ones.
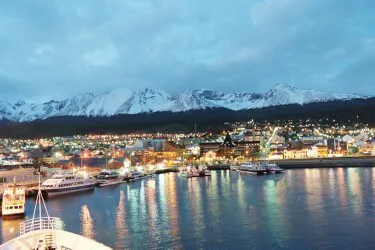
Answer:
[0,118,374,172]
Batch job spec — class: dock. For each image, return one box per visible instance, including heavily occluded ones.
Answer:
[0,168,47,196]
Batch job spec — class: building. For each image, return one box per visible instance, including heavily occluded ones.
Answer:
[316,144,329,157]
[326,139,348,155]
[142,139,165,152]
[283,148,308,159]
[360,143,375,155]
[200,133,260,159]
[243,130,264,142]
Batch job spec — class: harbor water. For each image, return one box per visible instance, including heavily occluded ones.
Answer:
[1,168,375,249]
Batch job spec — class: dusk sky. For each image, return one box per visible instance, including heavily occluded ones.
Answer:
[0,0,374,102]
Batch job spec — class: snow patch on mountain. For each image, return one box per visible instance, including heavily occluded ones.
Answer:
[0,84,367,122]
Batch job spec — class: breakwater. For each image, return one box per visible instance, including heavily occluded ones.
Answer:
[274,156,375,168]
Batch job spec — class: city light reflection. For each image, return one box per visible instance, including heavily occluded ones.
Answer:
[80,205,94,239]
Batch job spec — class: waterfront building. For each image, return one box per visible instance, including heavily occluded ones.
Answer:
[200,133,260,159]
[316,144,329,157]
[283,148,308,159]
[327,139,348,155]
[359,142,375,155]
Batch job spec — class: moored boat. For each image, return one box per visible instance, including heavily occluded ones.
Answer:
[40,172,96,197]
[198,165,211,177]
[1,180,25,219]
[123,169,148,182]
[179,168,190,177]
[230,165,239,171]
[261,162,284,174]
[96,169,124,187]
[0,175,111,250]
[237,162,267,175]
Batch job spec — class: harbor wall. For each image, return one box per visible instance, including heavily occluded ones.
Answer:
[273,157,375,169]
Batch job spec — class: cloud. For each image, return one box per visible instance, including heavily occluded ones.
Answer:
[0,0,374,101]
[82,44,119,68]
[35,44,55,56]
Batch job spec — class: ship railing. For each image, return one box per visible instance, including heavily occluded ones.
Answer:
[20,217,63,235]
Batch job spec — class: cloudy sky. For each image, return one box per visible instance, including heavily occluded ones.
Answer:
[0,0,374,102]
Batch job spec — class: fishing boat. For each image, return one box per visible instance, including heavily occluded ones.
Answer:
[1,179,25,219]
[0,175,111,250]
[40,172,96,197]
[96,169,124,187]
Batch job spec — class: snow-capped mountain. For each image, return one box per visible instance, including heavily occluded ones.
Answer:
[0,84,366,122]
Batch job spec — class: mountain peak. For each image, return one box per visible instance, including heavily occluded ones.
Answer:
[273,83,297,90]
[0,84,367,122]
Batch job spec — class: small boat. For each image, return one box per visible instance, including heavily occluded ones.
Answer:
[0,175,111,250]
[123,169,148,182]
[204,169,211,176]
[96,169,124,187]
[198,165,211,177]
[40,172,96,197]
[179,169,190,177]
[1,179,25,219]
[230,165,239,171]
[191,170,200,177]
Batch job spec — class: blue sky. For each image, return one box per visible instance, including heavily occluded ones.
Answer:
[0,0,374,102]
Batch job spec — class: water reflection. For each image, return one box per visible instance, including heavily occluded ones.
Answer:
[115,190,127,249]
[304,169,324,214]
[145,179,158,248]
[337,168,348,209]
[80,205,94,239]
[2,169,375,249]
[164,174,180,244]
[346,168,364,215]
[1,217,23,243]
[264,179,285,247]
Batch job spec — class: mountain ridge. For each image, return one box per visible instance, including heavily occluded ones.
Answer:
[0,84,367,122]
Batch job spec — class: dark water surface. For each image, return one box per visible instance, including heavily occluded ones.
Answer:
[1,169,375,249]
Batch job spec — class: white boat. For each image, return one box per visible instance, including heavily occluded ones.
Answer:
[237,162,267,175]
[40,172,96,197]
[96,169,124,187]
[230,165,239,171]
[179,168,190,177]
[123,169,148,182]
[191,169,200,177]
[203,169,211,176]
[261,162,284,174]
[0,176,111,250]
[198,165,211,177]
[1,180,25,218]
